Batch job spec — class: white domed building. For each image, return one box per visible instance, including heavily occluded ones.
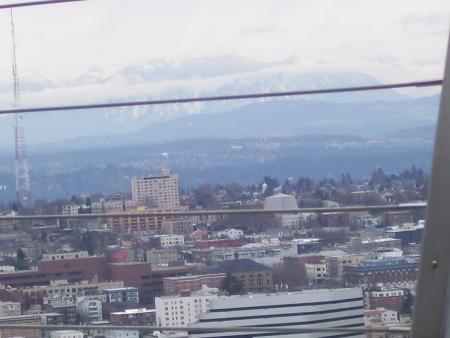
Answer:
[264,193,302,228]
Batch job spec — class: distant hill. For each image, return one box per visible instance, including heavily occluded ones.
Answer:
[20,93,439,153]
[383,124,437,141]
[0,131,434,204]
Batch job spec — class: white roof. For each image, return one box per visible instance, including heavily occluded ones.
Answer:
[264,194,299,210]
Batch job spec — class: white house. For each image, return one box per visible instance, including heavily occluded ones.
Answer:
[50,331,83,338]
[217,228,243,240]
[364,307,399,326]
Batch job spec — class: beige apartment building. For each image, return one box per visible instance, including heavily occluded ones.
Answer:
[91,198,136,214]
[41,251,89,261]
[325,254,365,281]
[131,168,180,207]
[146,248,179,265]
[105,206,185,234]
[21,280,124,306]
[0,301,21,317]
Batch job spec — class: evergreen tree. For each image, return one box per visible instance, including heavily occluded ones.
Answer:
[9,201,18,212]
[81,232,95,256]
[221,271,244,295]
[71,195,79,205]
[282,178,293,195]
[15,248,27,271]
[41,230,48,243]
[263,176,279,197]
[398,289,414,319]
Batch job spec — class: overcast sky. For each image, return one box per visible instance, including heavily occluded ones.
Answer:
[1,1,450,78]
[0,0,449,101]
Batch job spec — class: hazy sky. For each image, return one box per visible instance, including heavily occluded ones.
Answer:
[0,0,449,100]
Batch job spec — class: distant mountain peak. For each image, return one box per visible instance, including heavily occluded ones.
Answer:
[0,55,417,147]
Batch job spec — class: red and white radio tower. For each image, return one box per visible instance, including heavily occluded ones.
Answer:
[11,9,31,208]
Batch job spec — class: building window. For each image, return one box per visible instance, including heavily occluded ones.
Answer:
[241,276,246,285]
[256,274,263,286]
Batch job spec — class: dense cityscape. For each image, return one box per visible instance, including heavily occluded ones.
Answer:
[1,1,448,337]
[0,165,425,337]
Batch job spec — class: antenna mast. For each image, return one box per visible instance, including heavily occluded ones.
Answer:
[11,9,31,208]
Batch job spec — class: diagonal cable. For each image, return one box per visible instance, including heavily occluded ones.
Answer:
[0,80,442,115]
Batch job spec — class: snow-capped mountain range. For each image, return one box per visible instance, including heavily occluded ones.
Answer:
[0,55,419,149]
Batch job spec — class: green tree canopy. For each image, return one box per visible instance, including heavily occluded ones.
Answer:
[15,248,27,271]
[221,271,244,295]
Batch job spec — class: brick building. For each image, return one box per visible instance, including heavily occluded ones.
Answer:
[0,256,109,288]
[382,211,413,226]
[109,308,156,326]
[38,255,109,280]
[365,288,405,312]
[107,261,195,305]
[0,256,193,307]
[283,254,325,269]
[0,314,44,338]
[161,218,193,236]
[43,302,77,325]
[163,273,226,295]
[319,212,351,228]
[344,258,419,288]
[210,259,274,294]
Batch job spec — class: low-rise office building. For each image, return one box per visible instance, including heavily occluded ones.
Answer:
[189,288,365,337]
[346,237,401,254]
[364,288,405,312]
[41,251,89,261]
[0,314,44,338]
[50,330,84,338]
[364,307,399,326]
[344,258,419,288]
[104,287,139,304]
[155,292,217,327]
[109,308,156,326]
[209,259,274,294]
[325,254,365,281]
[305,262,326,284]
[146,248,179,265]
[163,274,226,295]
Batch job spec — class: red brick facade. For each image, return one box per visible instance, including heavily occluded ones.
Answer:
[163,273,226,295]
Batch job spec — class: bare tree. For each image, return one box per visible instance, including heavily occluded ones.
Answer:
[272,260,308,291]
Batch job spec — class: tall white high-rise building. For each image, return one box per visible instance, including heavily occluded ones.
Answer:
[131,168,180,207]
